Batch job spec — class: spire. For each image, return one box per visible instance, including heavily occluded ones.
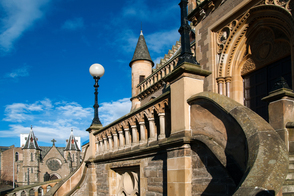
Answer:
[23,126,41,150]
[129,30,154,67]
[64,129,80,151]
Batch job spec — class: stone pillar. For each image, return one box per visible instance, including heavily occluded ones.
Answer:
[158,113,166,140]
[262,86,294,151]
[131,125,139,145]
[118,130,125,149]
[167,144,192,196]
[139,121,147,144]
[86,124,103,159]
[165,62,211,137]
[99,139,104,154]
[95,141,99,155]
[113,133,119,151]
[225,76,232,97]
[108,135,113,152]
[88,163,97,196]
[103,137,108,152]
[216,77,225,95]
[124,128,131,147]
[148,118,157,142]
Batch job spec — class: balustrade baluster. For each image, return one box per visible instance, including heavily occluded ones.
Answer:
[103,137,108,152]
[139,121,146,144]
[113,133,119,151]
[99,139,104,154]
[148,118,157,142]
[158,113,166,140]
[118,131,124,150]
[108,135,113,151]
[131,125,139,146]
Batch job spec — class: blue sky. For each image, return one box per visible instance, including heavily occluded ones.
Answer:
[0,0,181,147]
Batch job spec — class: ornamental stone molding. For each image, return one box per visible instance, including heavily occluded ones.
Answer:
[216,1,293,78]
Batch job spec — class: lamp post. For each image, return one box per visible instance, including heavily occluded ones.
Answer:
[89,63,105,125]
[177,0,199,66]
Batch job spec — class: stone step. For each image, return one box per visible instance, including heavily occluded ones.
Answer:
[283,193,294,196]
[283,185,294,193]
[286,172,294,180]
[284,179,294,186]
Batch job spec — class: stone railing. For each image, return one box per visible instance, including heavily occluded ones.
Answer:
[136,41,196,100]
[6,179,61,196]
[93,92,170,156]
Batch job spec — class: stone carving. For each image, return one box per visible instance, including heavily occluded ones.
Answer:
[47,159,61,171]
[116,171,139,196]
[264,0,292,13]
[251,28,274,62]
[241,59,256,75]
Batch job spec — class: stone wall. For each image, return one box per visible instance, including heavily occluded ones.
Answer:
[1,147,22,182]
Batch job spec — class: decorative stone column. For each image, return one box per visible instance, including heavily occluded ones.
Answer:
[95,141,99,155]
[139,121,147,144]
[158,113,166,140]
[262,78,294,151]
[118,130,125,150]
[113,133,119,151]
[225,76,232,97]
[103,137,108,153]
[124,128,131,147]
[99,139,104,154]
[131,125,139,145]
[148,118,157,142]
[108,135,113,152]
[216,77,225,95]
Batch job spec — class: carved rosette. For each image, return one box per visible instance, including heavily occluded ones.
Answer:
[47,159,62,171]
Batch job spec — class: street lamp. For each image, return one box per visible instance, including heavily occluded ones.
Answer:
[89,63,105,125]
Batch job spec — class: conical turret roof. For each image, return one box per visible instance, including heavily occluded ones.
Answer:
[23,126,42,150]
[64,129,80,151]
[129,30,154,67]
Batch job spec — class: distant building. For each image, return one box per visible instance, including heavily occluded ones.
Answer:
[0,128,82,187]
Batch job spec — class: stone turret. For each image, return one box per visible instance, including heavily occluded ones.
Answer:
[64,129,80,170]
[22,126,41,184]
[129,30,154,111]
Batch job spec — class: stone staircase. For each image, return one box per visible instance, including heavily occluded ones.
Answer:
[283,153,294,196]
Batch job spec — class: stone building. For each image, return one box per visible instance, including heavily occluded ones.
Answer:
[0,128,81,187]
[7,0,294,195]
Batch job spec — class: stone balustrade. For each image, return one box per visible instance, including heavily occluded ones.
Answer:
[137,42,196,99]
[93,94,170,156]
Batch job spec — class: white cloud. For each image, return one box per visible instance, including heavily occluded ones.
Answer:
[0,0,50,53]
[5,66,30,79]
[97,98,131,126]
[1,97,131,144]
[61,18,84,30]
[146,29,180,54]
[109,0,179,56]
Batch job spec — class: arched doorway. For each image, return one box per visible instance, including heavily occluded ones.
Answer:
[216,4,293,121]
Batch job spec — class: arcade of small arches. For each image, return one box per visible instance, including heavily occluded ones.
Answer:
[10,183,55,196]
[94,98,169,155]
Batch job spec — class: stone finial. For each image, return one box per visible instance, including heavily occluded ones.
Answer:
[271,77,291,92]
